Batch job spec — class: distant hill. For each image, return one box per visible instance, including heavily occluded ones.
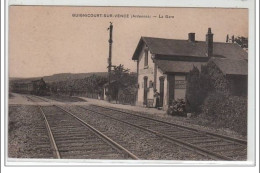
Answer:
[10,72,108,83]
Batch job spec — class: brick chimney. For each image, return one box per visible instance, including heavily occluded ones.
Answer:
[188,33,195,42]
[206,28,213,57]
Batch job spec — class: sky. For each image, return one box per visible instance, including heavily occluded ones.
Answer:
[9,6,248,78]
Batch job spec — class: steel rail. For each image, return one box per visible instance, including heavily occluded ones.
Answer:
[38,106,61,159]
[54,105,139,160]
[26,96,61,158]
[78,106,233,161]
[91,104,247,146]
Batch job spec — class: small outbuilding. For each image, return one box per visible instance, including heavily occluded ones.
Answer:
[207,57,248,96]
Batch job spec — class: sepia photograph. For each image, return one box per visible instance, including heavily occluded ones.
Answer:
[7,5,251,164]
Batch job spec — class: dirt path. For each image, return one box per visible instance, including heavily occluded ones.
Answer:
[77,97,167,117]
[9,93,33,105]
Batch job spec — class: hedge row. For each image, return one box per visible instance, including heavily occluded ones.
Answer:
[201,92,247,135]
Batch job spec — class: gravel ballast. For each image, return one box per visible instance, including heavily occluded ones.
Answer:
[93,105,247,141]
[8,105,53,158]
[64,105,212,160]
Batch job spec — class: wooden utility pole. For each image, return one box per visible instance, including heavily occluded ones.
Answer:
[107,22,113,101]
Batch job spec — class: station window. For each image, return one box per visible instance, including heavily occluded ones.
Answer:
[144,47,148,68]
[149,80,153,88]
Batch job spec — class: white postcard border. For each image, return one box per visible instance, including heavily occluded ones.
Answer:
[2,0,258,169]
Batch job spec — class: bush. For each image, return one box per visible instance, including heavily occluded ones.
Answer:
[201,92,247,135]
[167,99,186,116]
[186,65,212,113]
[118,86,137,105]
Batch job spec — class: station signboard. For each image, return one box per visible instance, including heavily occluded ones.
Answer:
[175,80,186,89]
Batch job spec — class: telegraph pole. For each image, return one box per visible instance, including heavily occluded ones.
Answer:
[107,22,113,101]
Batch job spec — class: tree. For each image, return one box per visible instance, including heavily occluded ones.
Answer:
[105,64,137,102]
[186,66,201,113]
[48,74,107,96]
[234,36,248,48]
[186,65,212,113]
[111,64,129,84]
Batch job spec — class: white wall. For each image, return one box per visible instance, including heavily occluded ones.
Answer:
[136,44,155,106]
[136,44,169,109]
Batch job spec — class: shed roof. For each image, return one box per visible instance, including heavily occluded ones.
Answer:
[132,37,248,60]
[211,58,248,75]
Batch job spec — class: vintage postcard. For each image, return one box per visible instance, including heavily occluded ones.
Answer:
[6,3,255,166]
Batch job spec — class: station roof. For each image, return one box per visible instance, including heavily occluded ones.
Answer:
[155,60,206,74]
[132,37,248,61]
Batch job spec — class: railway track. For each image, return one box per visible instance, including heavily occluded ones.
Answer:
[40,105,138,159]
[78,104,247,161]
[27,96,139,159]
[24,94,247,160]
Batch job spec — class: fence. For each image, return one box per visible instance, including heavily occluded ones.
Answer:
[52,90,104,100]
[117,94,136,105]
[51,89,136,105]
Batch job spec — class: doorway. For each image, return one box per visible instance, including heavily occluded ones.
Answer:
[143,76,148,106]
[159,76,165,107]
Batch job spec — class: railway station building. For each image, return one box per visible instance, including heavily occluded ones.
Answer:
[132,28,248,109]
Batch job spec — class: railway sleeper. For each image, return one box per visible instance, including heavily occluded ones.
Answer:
[50,128,88,133]
[55,143,95,148]
[59,146,115,154]
[189,139,222,144]
[51,125,83,129]
[53,137,90,141]
[174,135,207,139]
[209,146,246,152]
[163,129,198,134]
[53,136,101,142]
[53,134,98,139]
[197,141,233,147]
[54,139,105,145]
[166,132,198,137]
[56,139,109,145]
[59,148,117,156]
[178,136,215,141]
[58,145,114,152]
[135,122,161,126]
[64,153,124,159]
[148,126,182,132]
[50,125,85,129]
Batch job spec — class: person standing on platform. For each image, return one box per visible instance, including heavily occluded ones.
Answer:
[154,89,160,109]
